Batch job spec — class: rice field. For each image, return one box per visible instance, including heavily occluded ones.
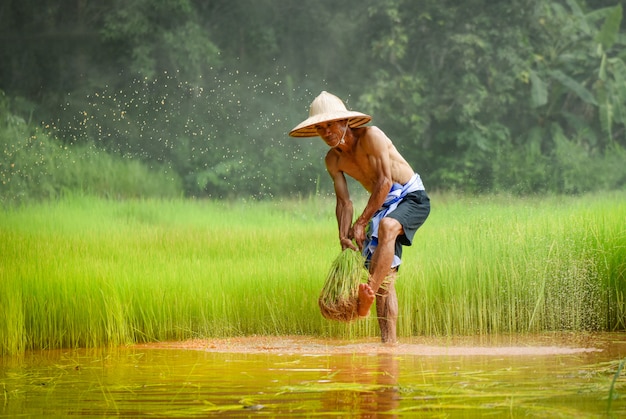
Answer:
[1,192,625,356]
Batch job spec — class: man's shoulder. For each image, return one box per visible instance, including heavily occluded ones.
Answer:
[358,125,388,140]
[357,126,391,149]
[359,125,382,135]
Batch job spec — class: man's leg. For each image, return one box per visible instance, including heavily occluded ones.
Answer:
[376,270,398,343]
[357,217,403,336]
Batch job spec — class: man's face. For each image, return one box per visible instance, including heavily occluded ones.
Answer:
[315,120,347,147]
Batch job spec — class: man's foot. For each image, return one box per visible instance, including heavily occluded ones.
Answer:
[357,283,375,317]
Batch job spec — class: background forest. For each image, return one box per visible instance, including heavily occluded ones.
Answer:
[1,0,625,202]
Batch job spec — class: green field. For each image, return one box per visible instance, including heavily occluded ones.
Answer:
[1,193,625,356]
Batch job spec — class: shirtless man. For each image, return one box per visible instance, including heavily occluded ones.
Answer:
[289,91,430,343]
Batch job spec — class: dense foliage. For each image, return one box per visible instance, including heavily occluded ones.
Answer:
[1,0,625,201]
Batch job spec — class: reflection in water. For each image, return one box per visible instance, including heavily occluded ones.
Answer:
[364,353,399,418]
[318,353,400,417]
[1,334,626,417]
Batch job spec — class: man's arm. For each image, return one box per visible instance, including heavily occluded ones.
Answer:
[352,130,394,249]
[326,152,357,251]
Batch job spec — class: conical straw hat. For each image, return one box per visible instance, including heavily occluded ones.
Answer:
[289,91,371,137]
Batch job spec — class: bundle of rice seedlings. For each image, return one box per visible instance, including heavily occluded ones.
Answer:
[318,248,369,322]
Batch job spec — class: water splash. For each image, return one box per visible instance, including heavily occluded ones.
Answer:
[46,68,327,199]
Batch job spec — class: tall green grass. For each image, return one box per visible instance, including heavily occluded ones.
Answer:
[1,193,625,355]
[397,193,626,336]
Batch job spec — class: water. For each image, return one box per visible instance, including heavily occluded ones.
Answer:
[2,334,625,417]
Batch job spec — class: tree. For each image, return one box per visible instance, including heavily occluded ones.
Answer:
[1,0,624,199]
[358,0,626,193]
[359,0,538,192]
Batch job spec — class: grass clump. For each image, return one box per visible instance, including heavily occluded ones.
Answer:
[1,192,625,355]
[318,249,369,322]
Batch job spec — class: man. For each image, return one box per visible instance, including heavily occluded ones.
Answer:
[289,91,430,343]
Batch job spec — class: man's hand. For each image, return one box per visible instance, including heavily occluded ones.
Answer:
[340,237,358,251]
[352,220,367,251]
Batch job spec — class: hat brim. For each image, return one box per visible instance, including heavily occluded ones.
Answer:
[289,111,371,137]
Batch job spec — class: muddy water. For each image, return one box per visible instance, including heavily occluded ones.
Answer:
[1,333,626,418]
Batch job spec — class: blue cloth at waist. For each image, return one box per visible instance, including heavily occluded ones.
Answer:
[362,173,424,268]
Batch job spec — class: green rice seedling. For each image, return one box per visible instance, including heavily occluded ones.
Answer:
[318,249,369,322]
[1,192,625,355]
[396,192,626,337]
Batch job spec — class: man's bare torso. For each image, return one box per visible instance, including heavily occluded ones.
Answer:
[325,126,414,193]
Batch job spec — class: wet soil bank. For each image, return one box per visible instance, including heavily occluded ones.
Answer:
[134,332,614,357]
